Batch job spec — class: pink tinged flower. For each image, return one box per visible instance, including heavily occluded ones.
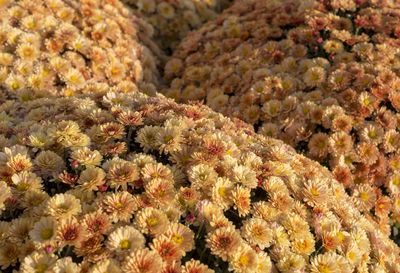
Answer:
[7,197,19,206]
[71,160,79,168]
[44,245,54,254]
[98,184,108,192]
[312,31,319,36]
[186,213,196,223]
[355,0,363,5]
[313,46,319,50]
[329,54,335,60]
[257,176,263,187]
[316,38,323,44]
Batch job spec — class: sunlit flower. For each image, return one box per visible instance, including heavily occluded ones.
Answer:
[121,248,163,273]
[107,226,146,253]
[29,216,58,246]
[206,226,241,261]
[134,207,169,236]
[100,191,137,223]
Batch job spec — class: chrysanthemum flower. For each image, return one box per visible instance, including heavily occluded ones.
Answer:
[83,211,111,236]
[211,177,234,210]
[77,167,106,191]
[21,190,49,215]
[57,217,87,247]
[308,133,329,159]
[63,68,86,90]
[16,43,39,61]
[20,250,57,273]
[34,150,65,177]
[52,257,81,273]
[231,185,251,217]
[150,234,185,264]
[206,226,241,261]
[29,216,58,246]
[303,66,326,87]
[164,223,195,252]
[107,226,146,254]
[46,193,81,219]
[142,162,173,184]
[134,207,169,236]
[145,178,176,205]
[121,248,163,273]
[328,131,353,156]
[241,218,273,249]
[0,243,20,269]
[107,161,139,190]
[276,253,306,272]
[187,163,217,193]
[351,184,377,212]
[87,258,121,273]
[74,235,105,260]
[70,147,103,167]
[310,252,340,273]
[181,259,214,273]
[229,244,259,273]
[100,191,137,223]
[7,217,34,245]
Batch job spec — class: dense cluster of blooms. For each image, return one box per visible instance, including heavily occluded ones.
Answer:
[122,0,233,53]
[0,0,164,99]
[0,85,399,272]
[163,0,400,226]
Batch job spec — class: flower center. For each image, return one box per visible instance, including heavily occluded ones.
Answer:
[239,254,249,266]
[172,234,184,244]
[359,192,369,201]
[17,182,29,191]
[218,187,227,197]
[119,239,131,250]
[147,217,158,227]
[40,228,53,240]
[35,263,48,273]
[253,227,263,236]
[318,264,330,273]
[368,131,377,139]
[310,188,320,196]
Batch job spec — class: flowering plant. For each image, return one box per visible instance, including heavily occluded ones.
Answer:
[0,0,164,99]
[0,84,398,271]
[122,0,233,53]
[163,0,400,233]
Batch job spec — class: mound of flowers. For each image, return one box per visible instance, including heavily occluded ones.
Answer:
[163,0,400,227]
[0,86,398,272]
[0,0,164,99]
[122,0,233,53]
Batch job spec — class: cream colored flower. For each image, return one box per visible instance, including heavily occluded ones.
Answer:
[52,257,81,273]
[70,147,103,167]
[20,250,57,273]
[310,252,340,273]
[46,193,82,219]
[29,216,58,246]
[229,244,259,273]
[241,218,273,249]
[34,150,65,176]
[77,167,106,191]
[87,259,121,273]
[164,223,195,252]
[121,248,163,273]
[107,226,146,253]
[206,226,241,261]
[134,207,169,236]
